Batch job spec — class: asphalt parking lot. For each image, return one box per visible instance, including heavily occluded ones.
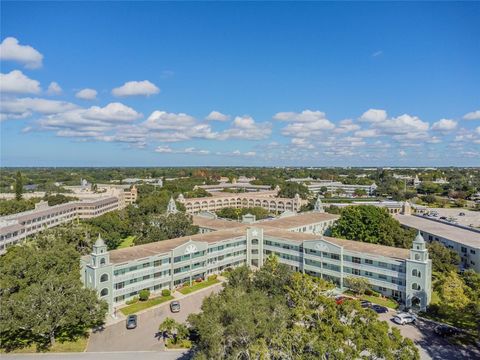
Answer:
[378,310,480,360]
[86,283,222,353]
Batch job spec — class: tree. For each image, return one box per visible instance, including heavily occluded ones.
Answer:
[427,241,461,274]
[344,276,371,295]
[188,259,419,360]
[0,237,107,351]
[277,182,310,199]
[14,171,23,201]
[354,188,367,197]
[159,317,188,345]
[331,205,415,248]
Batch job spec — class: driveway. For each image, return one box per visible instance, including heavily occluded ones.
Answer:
[378,310,480,360]
[87,283,222,352]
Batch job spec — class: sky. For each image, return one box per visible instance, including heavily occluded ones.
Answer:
[1,1,479,167]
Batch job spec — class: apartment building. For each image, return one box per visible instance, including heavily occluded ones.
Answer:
[0,196,120,252]
[288,178,377,196]
[395,214,480,273]
[81,211,431,314]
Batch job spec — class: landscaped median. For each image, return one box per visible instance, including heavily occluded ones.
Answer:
[120,294,174,316]
[178,275,221,295]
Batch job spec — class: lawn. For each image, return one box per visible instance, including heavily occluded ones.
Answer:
[120,295,174,315]
[179,278,220,295]
[118,236,135,249]
[361,294,399,309]
[1,337,88,353]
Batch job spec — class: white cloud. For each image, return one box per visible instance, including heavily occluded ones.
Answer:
[0,97,78,120]
[463,110,480,121]
[334,119,360,133]
[47,82,62,95]
[0,37,43,69]
[399,150,407,157]
[431,118,457,132]
[372,50,383,57]
[205,110,230,121]
[291,138,314,149]
[354,129,379,138]
[275,110,335,139]
[220,115,272,140]
[76,88,97,100]
[144,111,197,130]
[154,146,210,155]
[0,70,41,94]
[359,109,387,123]
[476,127,480,135]
[112,80,160,97]
[37,102,142,138]
[274,110,327,123]
[378,114,429,135]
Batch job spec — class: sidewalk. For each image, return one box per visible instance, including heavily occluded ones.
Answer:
[104,279,224,327]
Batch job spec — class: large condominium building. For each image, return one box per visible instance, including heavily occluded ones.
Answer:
[395,214,480,273]
[178,192,306,214]
[287,178,377,196]
[81,211,432,315]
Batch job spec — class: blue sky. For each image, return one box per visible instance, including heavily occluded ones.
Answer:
[1,2,479,167]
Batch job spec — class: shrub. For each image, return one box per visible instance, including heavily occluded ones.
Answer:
[364,288,381,297]
[183,282,190,287]
[126,296,139,305]
[195,277,203,283]
[161,289,171,297]
[208,274,218,281]
[139,289,150,301]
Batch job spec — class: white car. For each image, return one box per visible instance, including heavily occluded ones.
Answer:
[393,313,416,325]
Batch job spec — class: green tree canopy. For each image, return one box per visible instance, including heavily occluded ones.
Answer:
[331,205,415,248]
[188,256,419,360]
[427,241,461,274]
[0,236,107,352]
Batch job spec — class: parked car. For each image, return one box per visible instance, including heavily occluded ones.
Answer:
[170,300,181,313]
[360,300,372,308]
[393,313,417,325]
[371,305,388,314]
[126,314,137,329]
[434,324,459,337]
[459,212,466,216]
[440,216,447,220]
[335,295,355,305]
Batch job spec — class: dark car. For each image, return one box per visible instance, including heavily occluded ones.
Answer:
[371,305,388,314]
[170,300,181,313]
[434,325,459,337]
[126,314,137,329]
[360,300,372,308]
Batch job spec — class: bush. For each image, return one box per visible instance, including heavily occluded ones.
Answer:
[183,282,190,287]
[126,296,139,305]
[208,274,218,281]
[139,289,150,301]
[161,289,171,297]
[364,288,381,297]
[195,277,203,283]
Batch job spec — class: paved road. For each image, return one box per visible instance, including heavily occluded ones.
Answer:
[87,283,222,352]
[378,310,480,360]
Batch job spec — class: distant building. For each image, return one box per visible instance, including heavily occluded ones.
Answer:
[287,179,377,197]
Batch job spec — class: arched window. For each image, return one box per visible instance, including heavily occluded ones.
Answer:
[251,239,258,245]
[100,274,109,282]
[412,269,417,277]
[100,288,108,296]
[414,254,420,261]
[100,258,106,265]
[412,283,421,291]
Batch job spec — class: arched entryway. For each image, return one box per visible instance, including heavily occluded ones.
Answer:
[411,296,421,310]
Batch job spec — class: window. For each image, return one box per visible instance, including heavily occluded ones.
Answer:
[100,288,108,296]
[251,239,258,245]
[100,258,106,265]
[364,259,373,265]
[352,268,360,275]
[100,274,109,282]
[352,257,361,264]
[142,262,150,268]
[365,271,373,277]
[115,282,124,290]
[461,247,467,253]
[415,254,421,261]
[471,249,476,255]
[412,283,421,291]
